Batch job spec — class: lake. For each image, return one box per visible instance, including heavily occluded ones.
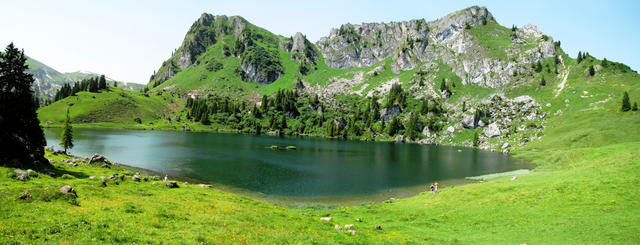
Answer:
[44,128,532,204]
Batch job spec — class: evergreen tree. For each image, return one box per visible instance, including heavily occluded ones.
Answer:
[0,43,48,168]
[632,102,638,111]
[98,75,106,90]
[59,108,74,152]
[404,112,419,140]
[387,116,401,136]
[280,114,287,130]
[577,51,583,64]
[540,76,546,86]
[621,91,631,112]
[482,17,487,25]
[472,131,479,147]
[589,65,596,76]
[420,99,429,115]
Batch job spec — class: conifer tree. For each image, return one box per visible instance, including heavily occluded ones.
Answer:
[577,51,583,64]
[473,131,479,147]
[0,43,48,168]
[404,112,419,140]
[540,76,546,86]
[387,116,401,136]
[589,65,596,76]
[632,102,638,111]
[621,91,631,112]
[59,107,74,152]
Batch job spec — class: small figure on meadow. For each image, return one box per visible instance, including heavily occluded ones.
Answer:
[434,182,439,193]
[429,184,435,193]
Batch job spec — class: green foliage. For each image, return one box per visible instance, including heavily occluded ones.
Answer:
[404,112,420,140]
[465,23,471,30]
[472,131,479,147]
[0,43,48,168]
[621,91,631,112]
[241,45,283,83]
[632,102,638,111]
[387,116,401,136]
[384,83,407,108]
[481,17,487,25]
[59,108,74,152]
[588,65,596,76]
[540,76,546,87]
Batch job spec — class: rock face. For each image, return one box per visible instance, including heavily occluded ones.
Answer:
[316,6,555,88]
[381,105,401,121]
[149,14,249,87]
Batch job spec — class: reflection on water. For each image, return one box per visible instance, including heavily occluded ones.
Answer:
[44,128,532,202]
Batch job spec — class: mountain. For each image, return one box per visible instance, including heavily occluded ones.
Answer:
[41,5,638,150]
[25,56,144,100]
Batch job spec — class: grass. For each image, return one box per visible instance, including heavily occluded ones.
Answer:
[38,87,173,127]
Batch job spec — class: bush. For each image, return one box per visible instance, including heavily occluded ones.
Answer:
[134,117,142,124]
[60,174,74,179]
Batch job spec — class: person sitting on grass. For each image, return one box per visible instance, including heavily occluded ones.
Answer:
[434,182,439,193]
[429,184,435,193]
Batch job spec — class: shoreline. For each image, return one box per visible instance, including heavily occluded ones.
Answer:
[47,143,535,207]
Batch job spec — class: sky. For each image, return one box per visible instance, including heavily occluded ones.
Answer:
[1,0,638,84]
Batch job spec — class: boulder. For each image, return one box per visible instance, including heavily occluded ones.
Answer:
[89,176,96,180]
[119,175,125,181]
[344,224,355,229]
[347,230,357,236]
[19,191,31,200]
[334,225,343,232]
[394,135,405,143]
[166,181,179,188]
[355,218,363,222]
[483,122,501,138]
[501,143,511,149]
[109,174,118,180]
[60,185,77,196]
[197,184,213,188]
[100,164,110,168]
[132,175,141,182]
[14,170,29,181]
[446,126,455,133]
[89,154,111,165]
[320,217,332,222]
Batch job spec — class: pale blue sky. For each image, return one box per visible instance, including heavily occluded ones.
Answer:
[1,0,638,84]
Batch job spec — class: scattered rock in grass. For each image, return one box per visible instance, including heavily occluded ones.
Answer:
[197,184,213,188]
[119,175,125,181]
[502,143,511,149]
[132,175,141,182]
[109,174,118,179]
[166,181,179,188]
[45,146,54,151]
[511,176,518,181]
[355,218,362,222]
[344,224,355,229]
[152,182,157,185]
[100,164,110,168]
[89,154,111,165]
[26,169,36,176]
[60,185,77,197]
[383,197,396,203]
[301,213,308,216]
[334,225,343,232]
[320,217,332,221]
[375,225,382,230]
[142,177,149,182]
[14,170,29,181]
[89,176,96,180]
[100,176,106,180]
[19,191,31,200]
[100,181,107,187]
[53,150,67,155]
[46,171,56,177]
[68,162,78,167]
[347,230,357,236]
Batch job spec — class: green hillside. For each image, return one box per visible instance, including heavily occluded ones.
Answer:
[38,87,174,129]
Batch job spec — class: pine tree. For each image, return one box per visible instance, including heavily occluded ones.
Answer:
[482,17,487,25]
[59,108,74,152]
[404,112,419,140]
[632,102,638,111]
[472,131,479,147]
[98,75,106,90]
[0,43,48,168]
[621,91,631,112]
[387,116,401,136]
[577,51,583,64]
[589,65,596,76]
[540,76,546,86]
